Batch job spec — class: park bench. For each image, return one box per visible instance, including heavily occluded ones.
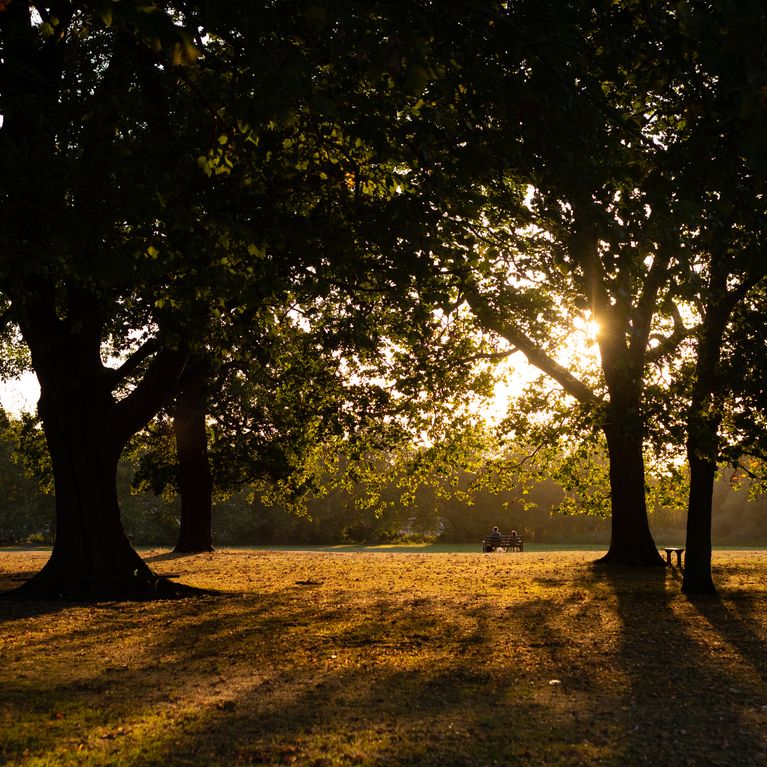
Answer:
[662,547,685,567]
[482,534,523,553]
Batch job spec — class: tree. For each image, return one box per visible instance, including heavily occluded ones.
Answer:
[393,0,706,564]
[0,2,204,596]
[0,1,502,596]
[661,0,767,593]
[682,272,764,593]
[136,282,498,551]
[172,360,214,553]
[1,1,407,595]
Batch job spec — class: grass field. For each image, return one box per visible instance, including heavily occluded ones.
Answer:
[1,548,766,766]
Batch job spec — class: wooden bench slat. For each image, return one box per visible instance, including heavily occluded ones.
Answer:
[482,535,524,552]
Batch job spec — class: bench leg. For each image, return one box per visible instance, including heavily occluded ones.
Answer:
[663,549,684,567]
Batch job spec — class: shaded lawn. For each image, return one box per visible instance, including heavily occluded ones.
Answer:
[0,549,765,766]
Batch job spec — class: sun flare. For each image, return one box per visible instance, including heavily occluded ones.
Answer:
[573,315,600,343]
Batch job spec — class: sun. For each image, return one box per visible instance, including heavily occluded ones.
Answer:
[483,312,603,423]
[572,314,600,343]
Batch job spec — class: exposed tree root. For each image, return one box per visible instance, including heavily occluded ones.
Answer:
[594,548,667,567]
[173,544,215,554]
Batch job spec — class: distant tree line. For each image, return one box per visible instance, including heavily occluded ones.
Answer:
[2,412,765,549]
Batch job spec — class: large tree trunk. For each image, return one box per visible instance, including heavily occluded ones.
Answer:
[174,370,214,553]
[7,296,193,600]
[682,453,717,594]
[572,214,666,566]
[599,421,665,566]
[18,387,154,599]
[464,278,663,565]
[681,275,730,595]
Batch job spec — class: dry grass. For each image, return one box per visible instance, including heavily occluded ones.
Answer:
[1,548,766,766]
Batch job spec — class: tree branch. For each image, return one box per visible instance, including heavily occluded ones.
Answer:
[108,338,160,387]
[463,280,601,407]
[110,344,191,449]
[629,251,672,366]
[646,304,699,363]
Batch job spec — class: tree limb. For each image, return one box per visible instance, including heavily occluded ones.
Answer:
[110,344,191,449]
[108,337,160,387]
[646,304,699,363]
[463,280,602,407]
[629,251,672,367]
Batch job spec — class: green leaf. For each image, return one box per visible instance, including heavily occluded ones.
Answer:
[95,0,113,27]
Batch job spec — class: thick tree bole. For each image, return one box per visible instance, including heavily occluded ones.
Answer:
[682,453,716,594]
[7,304,193,599]
[174,373,214,553]
[681,276,733,595]
[598,415,665,566]
[466,283,664,565]
[9,392,149,599]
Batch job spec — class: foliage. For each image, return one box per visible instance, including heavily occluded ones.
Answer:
[1,0,766,584]
[720,284,767,470]
[0,0,515,590]
[3,416,766,547]
[0,412,54,543]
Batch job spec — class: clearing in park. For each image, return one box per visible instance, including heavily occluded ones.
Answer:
[1,548,766,766]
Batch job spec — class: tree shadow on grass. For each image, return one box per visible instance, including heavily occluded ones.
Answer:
[585,563,767,766]
[112,595,570,766]
[0,594,76,622]
[685,590,767,687]
[1,660,537,767]
[158,572,759,767]
[0,584,595,766]
[0,547,222,604]
[3,562,766,766]
[0,574,217,603]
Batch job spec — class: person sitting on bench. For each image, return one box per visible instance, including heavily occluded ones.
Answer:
[486,526,503,552]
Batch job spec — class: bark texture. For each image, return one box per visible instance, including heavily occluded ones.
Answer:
[599,421,665,565]
[8,292,192,599]
[682,454,717,594]
[681,271,731,595]
[174,368,214,553]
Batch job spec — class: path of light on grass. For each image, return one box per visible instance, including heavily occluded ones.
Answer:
[0,549,766,766]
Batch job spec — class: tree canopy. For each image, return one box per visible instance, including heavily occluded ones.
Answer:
[1,0,765,598]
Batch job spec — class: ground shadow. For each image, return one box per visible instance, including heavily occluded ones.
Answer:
[585,563,767,765]
[2,554,766,766]
[685,589,767,686]
[143,551,206,563]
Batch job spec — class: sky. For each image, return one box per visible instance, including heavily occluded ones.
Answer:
[0,372,39,415]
